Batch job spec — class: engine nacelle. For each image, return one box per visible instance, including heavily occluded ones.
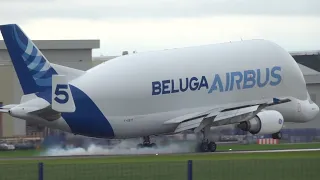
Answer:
[237,110,284,135]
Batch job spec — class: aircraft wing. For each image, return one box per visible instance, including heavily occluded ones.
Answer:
[164,97,291,133]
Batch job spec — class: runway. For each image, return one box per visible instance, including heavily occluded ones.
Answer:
[1,148,320,161]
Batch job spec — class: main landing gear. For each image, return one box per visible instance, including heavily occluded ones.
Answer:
[137,136,157,148]
[198,140,217,152]
[196,126,217,152]
[272,131,282,139]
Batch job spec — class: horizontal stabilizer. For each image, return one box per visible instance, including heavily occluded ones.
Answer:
[0,98,51,118]
[0,104,18,113]
[0,109,9,113]
[52,75,75,113]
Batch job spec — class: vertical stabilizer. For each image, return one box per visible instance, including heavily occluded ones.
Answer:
[0,24,58,94]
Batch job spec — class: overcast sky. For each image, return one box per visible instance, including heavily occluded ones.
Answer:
[1,0,320,56]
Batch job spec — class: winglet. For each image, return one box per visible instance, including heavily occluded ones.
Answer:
[52,75,75,112]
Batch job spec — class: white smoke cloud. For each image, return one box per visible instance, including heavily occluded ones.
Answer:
[40,139,196,156]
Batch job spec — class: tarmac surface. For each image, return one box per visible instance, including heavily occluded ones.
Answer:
[0,148,319,161]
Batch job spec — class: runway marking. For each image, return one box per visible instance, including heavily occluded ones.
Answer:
[214,148,320,154]
[0,148,320,161]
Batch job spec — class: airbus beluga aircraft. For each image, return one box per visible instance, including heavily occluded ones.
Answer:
[0,24,318,152]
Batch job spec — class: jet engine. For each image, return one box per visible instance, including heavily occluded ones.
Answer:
[237,110,284,135]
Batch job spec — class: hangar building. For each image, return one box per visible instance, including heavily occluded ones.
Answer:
[0,40,99,137]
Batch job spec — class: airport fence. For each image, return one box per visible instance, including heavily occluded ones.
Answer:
[0,158,320,180]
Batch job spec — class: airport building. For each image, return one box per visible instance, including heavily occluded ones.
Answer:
[0,39,320,137]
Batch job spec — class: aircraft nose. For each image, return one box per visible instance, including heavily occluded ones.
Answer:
[312,103,319,118]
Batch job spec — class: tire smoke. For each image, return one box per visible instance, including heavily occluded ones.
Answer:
[40,138,197,156]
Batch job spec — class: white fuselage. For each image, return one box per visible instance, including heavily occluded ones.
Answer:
[17,40,320,139]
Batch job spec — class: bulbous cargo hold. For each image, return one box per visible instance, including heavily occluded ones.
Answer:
[73,39,308,117]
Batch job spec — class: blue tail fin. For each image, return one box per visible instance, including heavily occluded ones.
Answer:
[0,24,58,95]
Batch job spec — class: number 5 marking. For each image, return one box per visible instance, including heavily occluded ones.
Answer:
[54,84,69,104]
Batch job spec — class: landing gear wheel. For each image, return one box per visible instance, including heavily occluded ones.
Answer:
[137,143,157,148]
[272,132,282,139]
[137,143,143,148]
[195,125,217,153]
[150,143,157,148]
[136,136,157,148]
[197,141,217,152]
[208,142,217,152]
[200,142,209,152]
